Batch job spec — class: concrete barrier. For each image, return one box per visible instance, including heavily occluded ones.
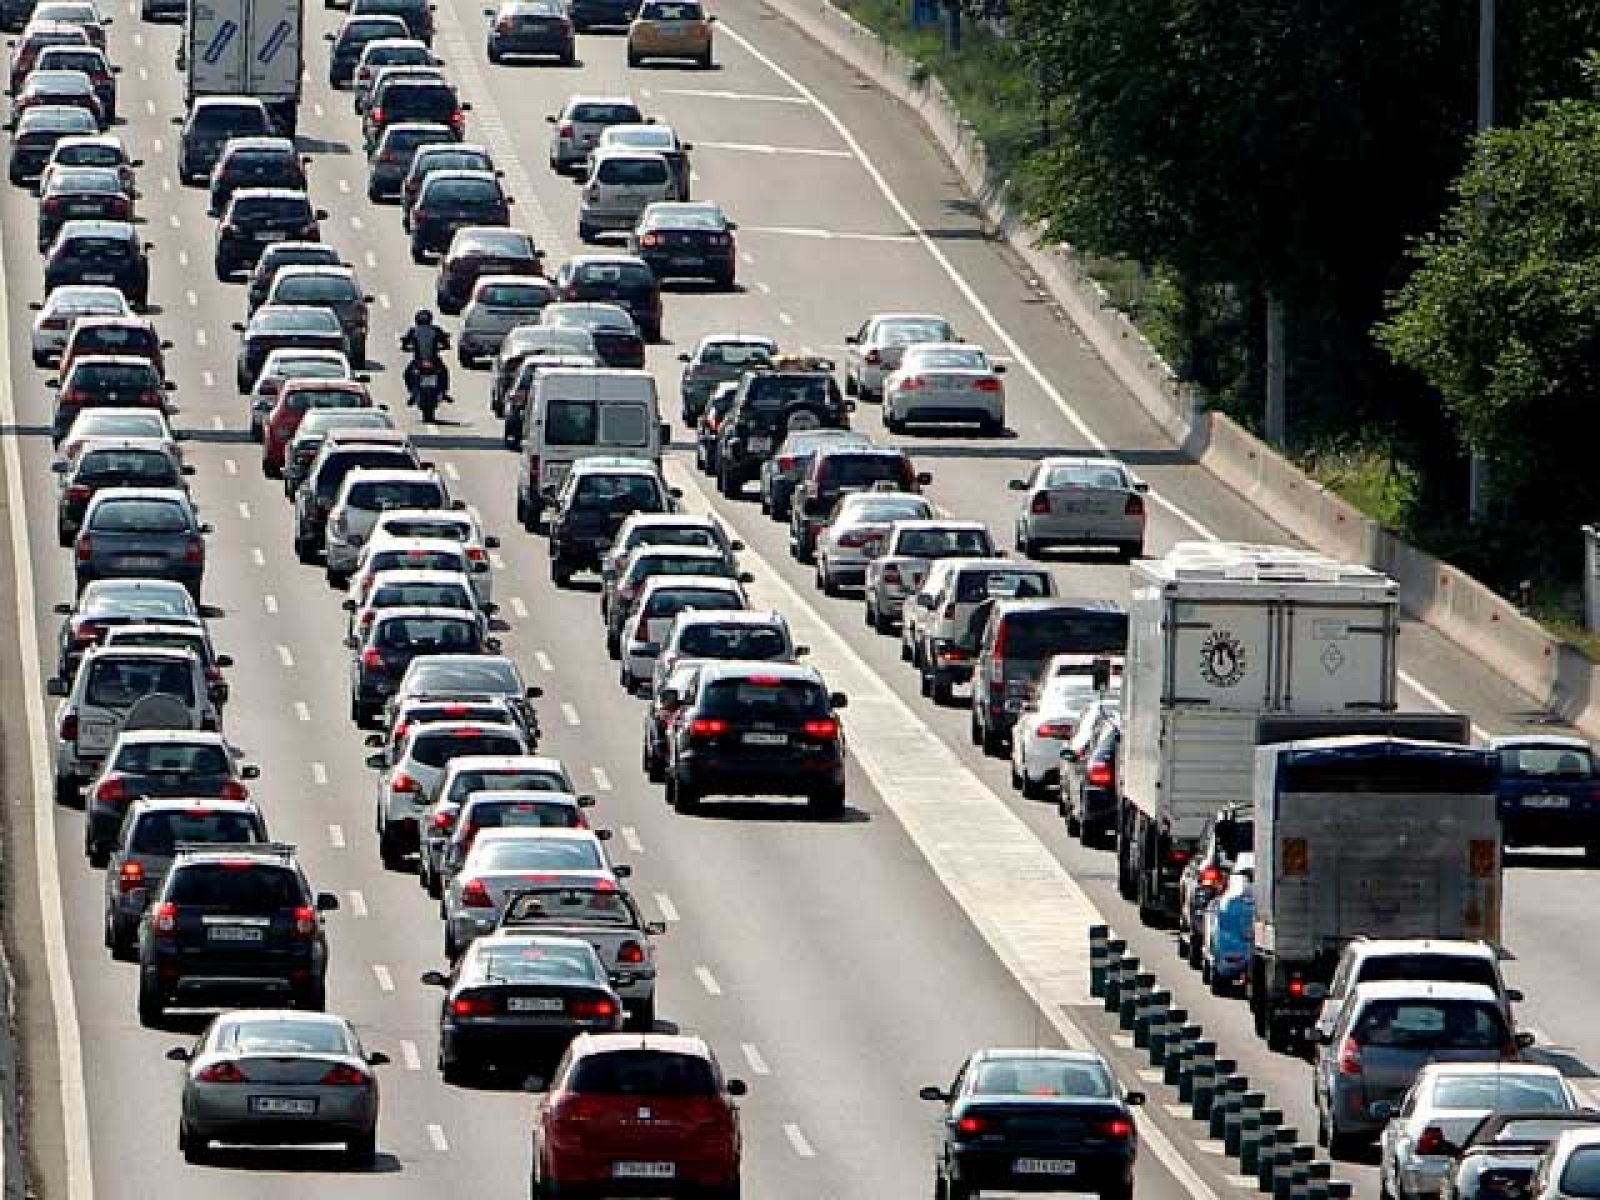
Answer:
[758,0,1600,740]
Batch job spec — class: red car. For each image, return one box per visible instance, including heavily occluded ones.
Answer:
[532,1033,745,1198]
[262,378,373,476]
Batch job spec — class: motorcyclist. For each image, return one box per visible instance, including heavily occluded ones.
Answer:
[400,309,451,402]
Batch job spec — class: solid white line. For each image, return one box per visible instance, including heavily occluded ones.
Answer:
[590,766,612,792]
[620,826,644,854]
[660,86,808,104]
[783,1123,816,1158]
[535,650,554,672]
[311,761,328,785]
[741,224,916,243]
[426,1123,449,1152]
[654,892,679,922]
[276,644,294,668]
[509,596,528,619]
[561,702,580,726]
[740,1043,770,1076]
[694,966,722,996]
[695,139,851,159]
[263,594,278,614]
[0,182,96,1199]
[293,701,311,722]
[364,250,378,269]
[372,964,395,993]
[1402,670,1493,741]
[348,889,369,917]
[250,546,265,566]
[327,823,345,849]
[400,1039,422,1070]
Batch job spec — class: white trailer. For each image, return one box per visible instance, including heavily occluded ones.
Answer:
[183,0,303,133]
[1116,542,1400,924]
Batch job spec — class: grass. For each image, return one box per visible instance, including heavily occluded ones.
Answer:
[1299,441,1420,534]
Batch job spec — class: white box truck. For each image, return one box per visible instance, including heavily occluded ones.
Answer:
[1116,542,1400,924]
[1248,729,1501,1051]
[181,0,303,134]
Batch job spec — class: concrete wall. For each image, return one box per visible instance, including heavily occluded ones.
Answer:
[760,0,1600,737]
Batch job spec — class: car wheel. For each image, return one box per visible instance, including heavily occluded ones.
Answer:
[213,255,231,281]
[981,724,1005,758]
[1020,773,1045,801]
[845,373,858,397]
[345,1130,377,1167]
[551,561,571,587]
[605,630,620,660]
[619,664,634,694]
[378,827,406,872]
[326,567,348,589]
[1019,530,1040,559]
[981,416,1004,436]
[626,995,655,1031]
[929,671,952,706]
[137,976,164,1027]
[487,43,502,63]
[818,561,840,597]
[87,839,109,869]
[1187,928,1205,968]
[297,982,327,1011]
[668,775,700,815]
[884,411,903,435]
[809,785,845,819]
[577,220,596,243]
[295,535,316,564]
[1121,540,1144,562]
[873,606,894,635]
[410,238,426,263]
[179,1122,208,1164]
[626,48,640,67]
[53,774,79,807]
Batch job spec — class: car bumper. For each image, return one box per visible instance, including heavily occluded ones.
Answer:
[442,1018,608,1062]
[186,1087,376,1140]
[949,1146,1134,1194]
[640,248,732,279]
[1500,809,1600,847]
[1020,514,1144,546]
[676,751,844,797]
[489,29,570,52]
[579,204,650,232]
[150,963,318,1006]
[632,34,711,57]
[886,395,1003,424]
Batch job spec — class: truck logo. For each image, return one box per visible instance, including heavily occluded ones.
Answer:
[1200,630,1247,688]
[202,19,238,64]
[257,19,291,63]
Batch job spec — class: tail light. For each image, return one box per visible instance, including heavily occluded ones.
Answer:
[1287,975,1306,998]
[1125,493,1145,517]
[75,535,92,561]
[59,712,79,741]
[864,348,881,365]
[837,530,874,548]
[1199,865,1225,889]
[568,996,616,1019]
[183,537,204,563]
[689,717,728,740]
[955,1115,988,1135]
[1337,1037,1362,1076]
[972,377,1002,392]
[451,993,495,1016]
[1100,1118,1134,1138]
[495,16,513,31]
[1035,721,1074,738]
[1166,847,1191,866]
[1030,492,1051,515]
[1415,1126,1448,1155]
[776,454,796,472]
[93,775,127,806]
[640,233,661,247]
[634,614,651,641]
[450,109,464,130]
[803,718,839,740]
[370,107,384,124]
[117,860,144,893]
[1086,760,1114,787]
[883,564,902,585]
[460,877,493,907]
[196,1061,247,1083]
[43,195,62,213]
[218,778,248,801]
[466,546,486,563]
[897,375,925,391]
[390,772,421,794]
[319,1064,368,1085]
[152,900,178,937]
[617,940,645,964]
[430,809,456,830]
[361,647,386,671]
[935,645,968,662]
[557,120,574,137]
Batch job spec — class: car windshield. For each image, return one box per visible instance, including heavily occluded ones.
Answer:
[644,588,740,618]
[1045,463,1130,490]
[470,940,599,983]
[569,1050,716,1095]
[167,864,301,911]
[77,450,177,483]
[571,473,663,508]
[449,770,565,801]
[375,617,479,652]
[113,742,228,775]
[1352,999,1507,1049]
[475,837,602,872]
[229,1019,352,1055]
[504,887,632,925]
[1499,745,1597,778]
[675,623,787,659]
[85,658,194,705]
[129,809,262,853]
[347,480,445,510]
[1355,955,1500,990]
[408,660,520,693]
[410,731,525,767]
[1433,1075,1569,1111]
[700,676,826,716]
[1561,1149,1600,1198]
[88,498,190,533]
[971,1057,1115,1098]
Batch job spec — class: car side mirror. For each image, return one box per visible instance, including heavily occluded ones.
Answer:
[200,605,225,618]
[916,472,933,486]
[366,1051,390,1066]
[420,970,450,987]
[737,572,754,584]
[645,920,667,935]
[1134,480,1150,493]
[677,352,690,363]
[918,1085,947,1102]
[231,321,245,332]
[170,114,183,123]
[342,599,356,612]
[844,334,858,344]
[1125,1090,1146,1106]
[314,209,330,221]
[525,685,543,699]
[364,752,385,769]
[993,363,1007,374]
[240,764,260,780]
[485,535,501,549]
[44,378,60,388]
[165,1046,192,1062]
[52,603,72,615]
[545,114,556,123]
[726,1078,747,1097]
[523,1075,547,1092]
[613,865,632,879]
[1368,1101,1395,1122]
[594,828,613,842]
[214,654,234,668]
[344,635,359,649]
[1310,1028,1332,1046]
[1506,988,1524,1002]
[1516,1031,1536,1049]
[1008,479,1027,491]
[577,793,596,807]
[729,540,745,552]
[316,892,339,911]
[198,523,214,535]
[46,678,68,697]
[829,691,848,709]
[794,644,810,657]
[1061,748,1079,763]
[27,301,41,312]
[181,465,197,476]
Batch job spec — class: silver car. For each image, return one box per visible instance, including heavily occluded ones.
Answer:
[882,341,1006,434]
[168,1010,387,1165]
[459,275,557,367]
[419,753,579,895]
[649,609,800,697]
[1009,455,1148,560]
[1379,1063,1574,1200]
[862,518,993,633]
[546,94,645,173]
[813,491,934,595]
[677,333,776,422]
[844,312,957,400]
[600,514,739,619]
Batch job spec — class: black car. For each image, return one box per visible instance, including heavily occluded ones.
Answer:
[37,164,130,251]
[551,254,662,342]
[1061,709,1119,846]
[1491,735,1600,857]
[566,0,637,31]
[485,0,575,63]
[920,1048,1142,1200]
[56,438,191,543]
[43,218,149,307]
[662,661,847,816]
[349,608,495,723]
[53,577,212,683]
[49,354,170,440]
[247,241,344,312]
[350,0,434,42]
[327,14,412,87]
[215,189,326,279]
[434,225,541,312]
[715,358,852,499]
[539,302,643,368]
[369,121,457,201]
[400,141,494,216]
[136,843,338,1026]
[548,465,675,582]
[292,436,419,562]
[1448,1111,1600,1200]
[34,44,115,121]
[175,96,272,185]
[787,445,926,562]
[233,305,348,391]
[628,201,737,288]
[409,171,511,262]
[208,136,307,215]
[364,77,463,153]
[9,105,97,183]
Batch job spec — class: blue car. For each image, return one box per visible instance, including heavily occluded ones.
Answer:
[1201,854,1253,996]
[1492,735,1600,859]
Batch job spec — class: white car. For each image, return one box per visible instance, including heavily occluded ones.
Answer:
[1010,670,1120,799]
[1009,455,1148,561]
[323,467,452,586]
[347,537,479,612]
[458,274,557,367]
[619,574,748,695]
[30,283,129,366]
[344,567,484,641]
[357,508,497,603]
[813,491,934,596]
[882,342,1006,434]
[601,513,739,617]
[420,754,581,895]
[844,312,957,400]
[248,347,358,440]
[442,827,621,958]
[862,519,993,633]
[546,94,645,173]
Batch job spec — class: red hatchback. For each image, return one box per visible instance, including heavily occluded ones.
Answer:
[532,1033,745,1198]
[262,378,373,476]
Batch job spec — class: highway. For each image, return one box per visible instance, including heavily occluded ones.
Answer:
[0,1,1597,1198]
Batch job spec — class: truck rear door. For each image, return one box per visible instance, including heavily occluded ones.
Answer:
[189,0,249,91]
[1166,601,1275,709]
[1281,603,1396,711]
[243,0,300,97]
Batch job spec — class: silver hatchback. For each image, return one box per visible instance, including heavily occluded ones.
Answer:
[1009,455,1147,561]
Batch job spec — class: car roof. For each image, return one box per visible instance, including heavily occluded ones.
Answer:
[991,597,1123,616]
[128,796,258,815]
[698,661,821,683]
[191,94,267,110]
[441,754,565,774]
[1416,1062,1565,1080]
[371,604,479,622]
[638,574,743,596]
[629,544,727,561]
[572,1031,712,1059]
[1490,734,1591,750]
[228,186,312,201]
[1348,980,1502,1003]
[66,353,157,369]
[673,609,784,627]
[1037,454,1130,471]
[341,467,438,485]
[112,728,225,745]
[564,94,639,108]
[1348,938,1499,962]
[971,1046,1112,1066]
[366,568,474,587]
[471,825,598,845]
[460,788,581,805]
[569,253,650,268]
[272,264,358,281]
[86,485,189,503]
[364,537,467,557]
[890,519,987,531]
[54,218,136,237]
[403,718,522,742]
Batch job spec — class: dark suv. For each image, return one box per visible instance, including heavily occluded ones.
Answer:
[551,254,662,343]
[409,172,511,263]
[43,219,149,307]
[364,78,463,152]
[136,842,338,1026]
[662,661,848,818]
[214,189,326,279]
[787,445,927,563]
[714,357,852,498]
[208,136,307,215]
[434,226,541,312]
[176,96,273,184]
[548,465,675,584]
[293,433,419,562]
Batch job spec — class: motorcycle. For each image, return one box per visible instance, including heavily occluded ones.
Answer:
[410,359,448,423]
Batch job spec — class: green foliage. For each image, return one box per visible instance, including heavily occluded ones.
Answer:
[1300,441,1420,533]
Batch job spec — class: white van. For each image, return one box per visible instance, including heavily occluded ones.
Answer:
[516,367,665,529]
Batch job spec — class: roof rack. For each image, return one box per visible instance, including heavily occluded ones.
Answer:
[173,841,295,860]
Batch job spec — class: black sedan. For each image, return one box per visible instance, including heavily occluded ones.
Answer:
[550,253,661,342]
[537,302,643,368]
[214,188,327,279]
[207,136,307,216]
[233,305,348,391]
[422,932,623,1083]
[628,201,737,289]
[919,1047,1142,1200]
[409,170,512,262]
[37,164,131,252]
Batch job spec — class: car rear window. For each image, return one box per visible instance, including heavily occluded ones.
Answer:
[275,277,359,305]
[1352,999,1508,1049]
[1044,463,1130,490]
[954,568,1051,603]
[372,582,472,609]
[410,731,524,767]
[504,887,631,924]
[995,612,1128,659]
[643,587,740,619]
[286,387,361,412]
[746,375,836,410]
[1354,954,1500,990]
[821,456,908,488]
[675,623,788,660]
[1433,1075,1569,1111]
[596,157,668,186]
[58,145,122,168]
[574,262,654,288]
[130,809,263,853]
[570,471,663,507]
[114,741,228,775]
[371,548,464,573]
[167,863,302,910]
[89,498,190,533]
[448,769,565,801]
[78,450,177,483]
[427,178,498,203]
[231,195,312,222]
[1499,745,1597,778]
[475,837,602,872]
[192,107,268,134]
[85,658,195,705]
[897,528,989,557]
[347,479,446,510]
[57,236,134,261]
[628,527,717,553]
[407,660,520,693]
[632,554,727,581]
[643,1,703,16]
[73,326,156,355]
[465,798,581,829]
[571,104,643,124]
[569,1050,717,1096]
[380,517,467,540]
[477,281,550,308]
[374,617,479,652]
[971,1058,1113,1098]
[471,940,598,983]
[72,362,158,390]
[700,676,826,717]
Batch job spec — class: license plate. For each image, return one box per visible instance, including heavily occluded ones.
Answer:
[669,256,701,267]
[207,925,265,942]
[613,1162,675,1179]
[82,273,114,283]
[256,230,286,242]
[117,555,164,569]
[66,203,98,214]
[507,996,564,1012]
[80,717,115,750]
[249,1095,317,1115]
[743,731,788,746]
[1522,794,1571,809]
[1013,1158,1076,1175]
[747,436,772,454]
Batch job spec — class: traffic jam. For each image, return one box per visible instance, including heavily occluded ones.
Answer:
[8,0,1600,1195]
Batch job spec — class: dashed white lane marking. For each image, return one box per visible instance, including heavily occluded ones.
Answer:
[783,1124,816,1158]
[778,312,794,326]
[442,461,460,481]
[590,766,612,792]
[696,140,851,158]
[168,213,180,229]
[754,281,771,294]
[223,458,237,476]
[426,1124,449,1153]
[620,826,644,855]
[311,761,328,785]
[313,102,325,119]
[152,137,163,153]
[661,87,808,104]
[210,415,223,431]
[194,328,207,347]
[694,966,722,996]
[489,551,505,570]
[237,501,251,520]
[654,892,679,922]
[372,964,395,993]
[276,644,295,667]
[250,546,265,566]
[741,1043,770,1076]
[742,224,917,244]
[160,176,171,192]
[137,65,147,80]
[400,1039,421,1070]
[131,30,143,46]
[144,98,154,114]
[184,289,197,307]
[535,650,553,672]
[348,889,368,917]
[509,596,528,619]
[176,248,187,266]
[350,215,364,231]
[327,823,345,849]
[364,250,378,269]
[740,250,754,264]
[293,701,311,722]
[263,594,278,613]
[1402,673,1492,742]
[561,702,580,726]
[337,178,351,194]
[201,370,214,388]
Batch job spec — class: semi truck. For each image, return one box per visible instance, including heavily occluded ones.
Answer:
[181,0,303,134]
[1248,723,1501,1052]
[1116,542,1401,924]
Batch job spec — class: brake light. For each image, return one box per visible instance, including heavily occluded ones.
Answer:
[557,120,573,137]
[391,772,421,794]
[460,877,493,907]
[776,454,796,472]
[1125,493,1145,517]
[634,614,651,641]
[898,375,925,391]
[284,903,315,938]
[1035,721,1074,738]
[319,1064,368,1086]
[94,775,127,805]
[956,1115,987,1135]
[183,537,204,564]
[1415,1126,1448,1155]
[451,994,495,1016]
[370,107,384,123]
[936,645,968,662]
[1337,1037,1362,1076]
[568,997,616,1019]
[117,860,145,893]
[1166,847,1191,866]
[864,348,881,365]
[1030,492,1050,515]
[466,546,486,563]
[837,530,874,548]
[196,1061,247,1083]
[689,717,728,739]
[153,900,178,936]
[640,233,661,248]
[803,718,839,740]
[972,376,1002,392]
[218,778,248,801]
[883,564,902,585]
[1100,1118,1134,1138]
[430,809,455,830]
[361,647,386,671]
[617,940,645,964]
[1287,975,1306,998]
[1199,865,1224,889]
[59,712,78,741]
[1086,760,1114,787]
[75,534,92,561]
[43,195,62,213]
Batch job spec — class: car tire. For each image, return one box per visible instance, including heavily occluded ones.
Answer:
[137,976,164,1027]
[1020,773,1045,801]
[487,43,502,63]
[884,411,903,435]
[981,723,1005,758]
[818,561,839,597]
[345,1130,377,1167]
[1018,530,1040,559]
[1065,806,1083,837]
[577,220,596,243]
[1120,541,1144,562]
[31,348,48,368]
[968,708,982,747]
[326,566,348,589]
[809,785,845,819]
[626,48,640,67]
[297,982,327,1011]
[697,50,712,69]
[213,255,231,281]
[873,606,894,635]
[668,775,700,815]
[53,774,80,807]
[605,631,620,660]
[560,48,575,67]
[410,238,426,264]
[379,827,406,872]
[619,664,634,694]
[295,535,317,564]
[981,417,1004,436]
[550,561,570,587]
[1098,1185,1133,1200]
[179,1122,208,1164]
[626,996,655,1032]
[87,839,109,869]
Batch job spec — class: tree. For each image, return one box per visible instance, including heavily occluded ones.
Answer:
[1379,83,1600,562]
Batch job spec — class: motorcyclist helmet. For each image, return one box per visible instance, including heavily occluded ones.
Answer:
[414,309,434,326]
